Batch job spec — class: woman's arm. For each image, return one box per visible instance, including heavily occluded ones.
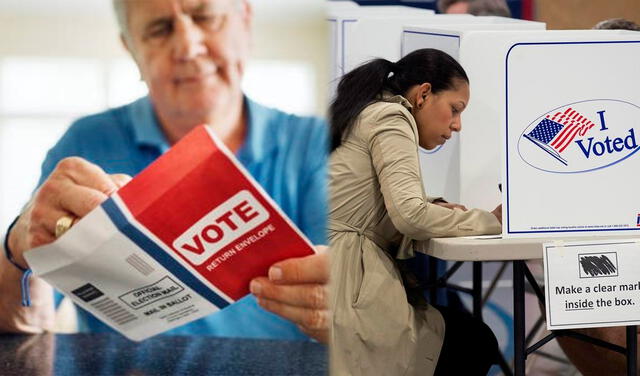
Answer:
[367,105,500,240]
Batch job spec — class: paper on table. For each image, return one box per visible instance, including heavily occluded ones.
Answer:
[24,125,316,341]
[460,235,503,240]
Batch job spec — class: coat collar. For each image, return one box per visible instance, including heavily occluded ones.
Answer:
[381,91,413,111]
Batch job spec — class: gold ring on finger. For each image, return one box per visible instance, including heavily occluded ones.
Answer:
[55,216,76,238]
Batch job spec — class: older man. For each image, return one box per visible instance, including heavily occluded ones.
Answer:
[0,0,329,342]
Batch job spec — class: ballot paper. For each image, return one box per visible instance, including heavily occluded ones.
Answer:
[24,125,316,341]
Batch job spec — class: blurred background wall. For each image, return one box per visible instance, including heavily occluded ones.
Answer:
[535,0,640,29]
[351,0,640,28]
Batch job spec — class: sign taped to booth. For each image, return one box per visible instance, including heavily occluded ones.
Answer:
[544,238,640,330]
[504,40,640,238]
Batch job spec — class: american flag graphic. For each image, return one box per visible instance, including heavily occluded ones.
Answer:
[523,108,596,166]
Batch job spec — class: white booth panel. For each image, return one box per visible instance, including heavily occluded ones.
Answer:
[405,28,640,238]
[344,15,476,75]
[327,1,359,13]
[500,31,640,238]
[330,15,480,98]
[327,6,440,94]
[401,20,546,210]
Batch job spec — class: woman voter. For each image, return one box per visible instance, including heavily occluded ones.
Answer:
[328,48,502,375]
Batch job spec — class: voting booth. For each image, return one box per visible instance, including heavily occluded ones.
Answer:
[332,9,640,368]
[340,15,477,77]
[327,3,435,94]
[401,21,546,213]
[402,28,640,238]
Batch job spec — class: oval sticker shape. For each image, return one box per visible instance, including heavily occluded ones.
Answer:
[517,99,640,173]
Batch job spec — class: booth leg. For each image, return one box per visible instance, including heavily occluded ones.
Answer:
[627,325,637,376]
[513,261,526,376]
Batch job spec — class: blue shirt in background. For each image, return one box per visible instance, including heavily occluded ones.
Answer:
[38,96,328,340]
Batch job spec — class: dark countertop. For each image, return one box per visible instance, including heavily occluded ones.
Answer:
[0,333,327,376]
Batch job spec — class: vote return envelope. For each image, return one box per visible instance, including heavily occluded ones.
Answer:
[24,125,316,341]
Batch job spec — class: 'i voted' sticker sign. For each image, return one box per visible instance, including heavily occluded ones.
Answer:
[518,99,640,174]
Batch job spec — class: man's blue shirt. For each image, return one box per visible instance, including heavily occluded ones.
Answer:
[38,96,328,339]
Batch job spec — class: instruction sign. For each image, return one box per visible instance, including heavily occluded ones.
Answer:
[544,239,640,330]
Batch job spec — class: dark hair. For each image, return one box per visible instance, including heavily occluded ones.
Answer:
[329,48,469,151]
[468,0,511,17]
[593,18,640,31]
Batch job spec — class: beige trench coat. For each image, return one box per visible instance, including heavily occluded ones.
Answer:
[329,94,501,376]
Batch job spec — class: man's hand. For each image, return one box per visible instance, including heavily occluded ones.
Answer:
[250,247,329,343]
[1,157,130,333]
[7,157,131,267]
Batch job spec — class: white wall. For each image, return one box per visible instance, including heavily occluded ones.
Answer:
[0,5,329,110]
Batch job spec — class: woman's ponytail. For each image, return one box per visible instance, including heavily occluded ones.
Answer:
[329,59,394,151]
